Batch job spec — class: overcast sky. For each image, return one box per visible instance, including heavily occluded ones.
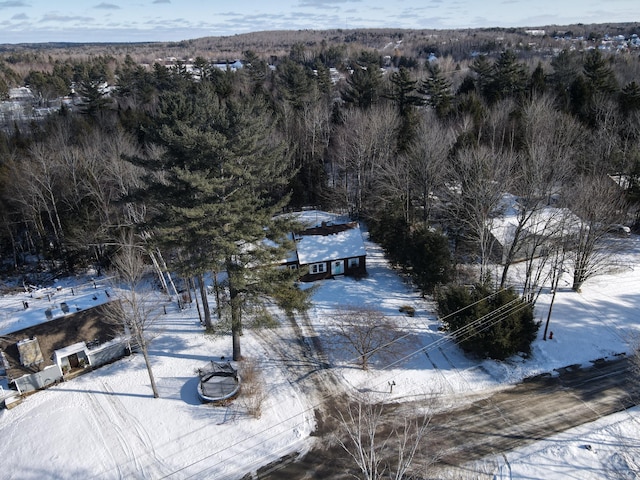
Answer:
[0,0,636,44]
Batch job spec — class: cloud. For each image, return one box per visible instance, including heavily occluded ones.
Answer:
[298,0,361,7]
[152,0,171,3]
[0,1,28,7]
[11,12,26,19]
[94,2,120,9]
[41,13,95,24]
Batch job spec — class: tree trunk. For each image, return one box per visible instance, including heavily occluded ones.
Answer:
[148,250,168,294]
[190,277,203,325]
[231,290,242,361]
[140,343,159,398]
[197,274,213,330]
[157,249,179,298]
[572,273,584,292]
[500,224,523,288]
[212,270,223,321]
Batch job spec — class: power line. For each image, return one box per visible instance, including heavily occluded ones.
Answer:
[156,287,531,478]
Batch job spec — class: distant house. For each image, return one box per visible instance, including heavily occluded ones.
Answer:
[488,195,582,264]
[0,303,128,394]
[289,220,367,281]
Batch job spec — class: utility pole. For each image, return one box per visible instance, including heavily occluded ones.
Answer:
[543,286,557,341]
[544,248,565,341]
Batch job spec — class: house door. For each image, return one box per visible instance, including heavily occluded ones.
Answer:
[331,260,344,275]
[67,353,79,369]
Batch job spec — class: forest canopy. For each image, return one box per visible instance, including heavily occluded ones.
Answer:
[0,26,638,361]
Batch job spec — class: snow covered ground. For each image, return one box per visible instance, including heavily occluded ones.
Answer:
[0,213,639,478]
[307,227,640,479]
[0,278,314,480]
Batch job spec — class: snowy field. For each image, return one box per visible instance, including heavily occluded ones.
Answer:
[307,227,640,479]
[0,277,315,480]
[0,214,639,478]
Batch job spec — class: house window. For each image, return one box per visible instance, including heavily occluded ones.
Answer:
[310,263,326,274]
[288,264,298,270]
[348,257,360,268]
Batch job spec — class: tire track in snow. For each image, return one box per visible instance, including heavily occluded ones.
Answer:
[84,393,123,479]
[100,380,173,476]
[85,389,139,479]
[417,314,464,395]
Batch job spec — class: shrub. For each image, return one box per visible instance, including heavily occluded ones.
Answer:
[407,227,453,293]
[436,283,538,360]
[399,305,415,317]
[238,358,267,418]
[369,208,453,294]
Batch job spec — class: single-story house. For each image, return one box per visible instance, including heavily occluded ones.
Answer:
[291,220,367,281]
[488,194,582,264]
[0,303,128,394]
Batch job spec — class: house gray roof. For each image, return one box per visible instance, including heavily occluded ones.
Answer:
[0,303,122,380]
[296,223,366,265]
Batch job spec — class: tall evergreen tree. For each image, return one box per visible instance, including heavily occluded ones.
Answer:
[583,49,618,95]
[469,54,493,100]
[529,62,546,96]
[550,49,581,111]
[128,80,304,360]
[341,62,383,109]
[489,50,528,103]
[620,81,640,117]
[385,67,423,152]
[242,50,269,96]
[275,58,314,111]
[419,64,454,119]
[77,77,112,116]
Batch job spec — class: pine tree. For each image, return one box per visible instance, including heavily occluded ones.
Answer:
[583,49,618,95]
[489,50,528,103]
[77,77,112,116]
[620,81,640,117]
[128,80,305,360]
[408,227,452,293]
[419,64,453,119]
[437,284,537,360]
[275,58,314,111]
[469,54,493,100]
[242,50,269,96]
[550,49,581,111]
[529,62,546,96]
[341,62,383,109]
[385,67,423,152]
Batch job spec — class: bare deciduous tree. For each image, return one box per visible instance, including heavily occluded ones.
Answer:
[446,145,515,282]
[518,212,570,306]
[565,174,629,291]
[408,112,456,224]
[107,236,160,398]
[332,104,399,216]
[336,399,435,480]
[333,306,406,370]
[499,95,581,288]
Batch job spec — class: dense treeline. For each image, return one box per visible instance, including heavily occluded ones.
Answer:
[0,29,639,358]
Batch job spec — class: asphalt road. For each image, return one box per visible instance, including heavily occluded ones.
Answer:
[253,314,639,479]
[430,356,638,476]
